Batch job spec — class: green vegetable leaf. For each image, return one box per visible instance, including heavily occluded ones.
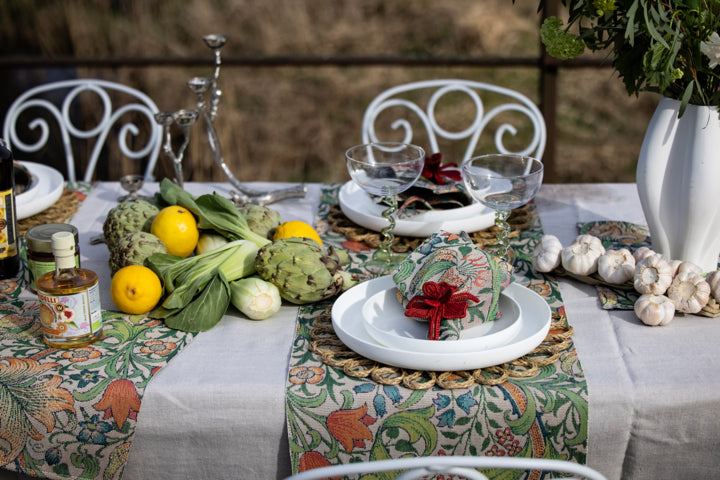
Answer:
[164,274,230,332]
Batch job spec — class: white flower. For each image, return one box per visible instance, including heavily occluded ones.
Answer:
[701,32,720,69]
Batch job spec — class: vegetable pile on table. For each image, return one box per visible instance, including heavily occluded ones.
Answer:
[102,179,358,332]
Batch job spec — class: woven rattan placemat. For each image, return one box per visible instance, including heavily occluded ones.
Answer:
[328,203,533,253]
[309,308,573,390]
[17,188,79,236]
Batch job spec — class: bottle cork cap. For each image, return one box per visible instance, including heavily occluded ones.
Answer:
[51,231,76,258]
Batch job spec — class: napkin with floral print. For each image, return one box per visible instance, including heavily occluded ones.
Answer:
[392,231,514,341]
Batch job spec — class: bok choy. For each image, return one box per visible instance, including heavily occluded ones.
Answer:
[147,239,259,332]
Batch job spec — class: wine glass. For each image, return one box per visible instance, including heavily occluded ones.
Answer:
[117,174,145,202]
[346,142,425,273]
[461,154,543,266]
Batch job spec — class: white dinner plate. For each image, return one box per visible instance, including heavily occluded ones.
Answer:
[361,287,523,353]
[338,181,495,237]
[331,276,551,371]
[15,161,65,220]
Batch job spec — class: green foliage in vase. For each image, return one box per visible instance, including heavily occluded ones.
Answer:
[521,0,720,113]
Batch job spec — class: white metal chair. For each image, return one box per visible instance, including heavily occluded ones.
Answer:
[362,79,546,162]
[2,78,163,182]
[284,455,606,480]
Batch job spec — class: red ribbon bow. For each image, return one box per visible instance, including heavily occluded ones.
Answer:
[421,153,462,185]
[404,281,479,341]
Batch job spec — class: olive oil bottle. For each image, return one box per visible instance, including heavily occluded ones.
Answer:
[0,139,19,279]
[37,231,103,348]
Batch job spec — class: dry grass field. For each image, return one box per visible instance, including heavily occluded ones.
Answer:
[0,0,659,184]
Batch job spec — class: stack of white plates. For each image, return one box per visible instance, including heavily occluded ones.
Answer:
[331,276,552,371]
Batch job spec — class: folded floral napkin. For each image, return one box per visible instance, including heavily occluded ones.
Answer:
[392,231,514,341]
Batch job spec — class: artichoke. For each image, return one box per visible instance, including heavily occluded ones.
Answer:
[238,204,282,239]
[255,237,358,304]
[103,199,159,249]
[109,231,168,275]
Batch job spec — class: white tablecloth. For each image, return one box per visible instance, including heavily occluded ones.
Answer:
[4,182,719,480]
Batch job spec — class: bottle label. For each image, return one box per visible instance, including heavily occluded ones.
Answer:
[38,283,103,339]
[0,188,17,260]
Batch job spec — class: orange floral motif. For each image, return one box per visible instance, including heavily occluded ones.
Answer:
[528,282,552,297]
[289,366,324,385]
[341,240,371,253]
[0,280,18,294]
[0,358,74,465]
[140,340,177,356]
[93,379,141,429]
[327,404,376,453]
[61,346,101,363]
[297,451,342,479]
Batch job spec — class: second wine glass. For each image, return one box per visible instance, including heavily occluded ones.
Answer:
[346,142,425,273]
[461,154,543,266]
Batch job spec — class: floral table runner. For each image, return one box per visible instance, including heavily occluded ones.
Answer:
[286,184,588,478]
[0,184,197,480]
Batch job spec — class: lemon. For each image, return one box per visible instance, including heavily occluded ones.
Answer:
[273,220,322,245]
[150,206,199,257]
[110,265,163,315]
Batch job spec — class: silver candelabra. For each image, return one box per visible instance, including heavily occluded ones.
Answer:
[156,33,307,205]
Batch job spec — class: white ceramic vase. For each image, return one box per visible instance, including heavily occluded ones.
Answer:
[636,97,720,272]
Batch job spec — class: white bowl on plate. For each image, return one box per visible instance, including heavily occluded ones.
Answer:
[15,161,65,220]
[361,287,523,353]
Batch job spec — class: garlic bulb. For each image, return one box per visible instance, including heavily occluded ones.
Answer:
[561,234,605,276]
[532,234,563,272]
[706,270,720,302]
[676,261,702,277]
[597,248,635,284]
[634,294,675,326]
[667,271,711,314]
[633,246,655,263]
[633,254,673,295]
[668,259,682,277]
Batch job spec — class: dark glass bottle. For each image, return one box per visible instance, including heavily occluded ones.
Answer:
[0,139,20,279]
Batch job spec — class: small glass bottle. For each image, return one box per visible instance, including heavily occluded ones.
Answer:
[26,223,80,293]
[37,231,103,348]
[0,139,20,279]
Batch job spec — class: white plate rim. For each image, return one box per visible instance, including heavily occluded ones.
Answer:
[15,161,65,220]
[331,276,552,371]
[338,181,495,237]
[361,287,524,353]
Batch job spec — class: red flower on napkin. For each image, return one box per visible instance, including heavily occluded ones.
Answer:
[405,281,479,340]
[421,153,462,185]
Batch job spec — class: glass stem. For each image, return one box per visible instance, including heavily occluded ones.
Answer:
[378,194,398,259]
[495,209,511,261]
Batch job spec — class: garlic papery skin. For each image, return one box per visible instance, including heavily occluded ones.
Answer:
[532,234,563,272]
[706,270,720,302]
[667,271,711,314]
[669,259,683,277]
[561,235,605,276]
[597,248,635,284]
[676,261,703,277]
[634,294,676,326]
[633,246,656,263]
[633,254,673,295]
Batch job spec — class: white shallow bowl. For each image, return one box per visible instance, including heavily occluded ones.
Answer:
[338,181,495,237]
[15,161,64,220]
[361,287,523,353]
[331,275,552,371]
